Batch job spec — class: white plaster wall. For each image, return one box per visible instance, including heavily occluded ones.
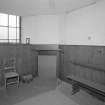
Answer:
[21,15,59,44]
[58,14,67,44]
[21,0,105,46]
[62,0,105,45]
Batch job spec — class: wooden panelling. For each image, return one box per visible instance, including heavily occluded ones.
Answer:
[77,46,93,63]
[16,45,34,75]
[31,44,59,50]
[91,47,105,69]
[0,44,38,77]
[38,50,58,55]
[0,44,59,86]
[59,45,105,87]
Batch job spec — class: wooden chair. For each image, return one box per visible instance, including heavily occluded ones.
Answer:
[3,57,19,88]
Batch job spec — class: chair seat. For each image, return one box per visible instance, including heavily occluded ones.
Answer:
[4,72,19,78]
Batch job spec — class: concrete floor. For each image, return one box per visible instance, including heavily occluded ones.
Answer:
[0,77,105,105]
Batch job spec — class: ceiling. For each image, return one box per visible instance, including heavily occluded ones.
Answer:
[0,0,101,16]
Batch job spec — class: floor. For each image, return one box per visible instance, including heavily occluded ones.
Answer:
[0,77,105,105]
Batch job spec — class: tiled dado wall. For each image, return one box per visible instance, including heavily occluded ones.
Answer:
[59,45,105,86]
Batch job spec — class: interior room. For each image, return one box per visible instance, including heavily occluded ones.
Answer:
[0,0,105,105]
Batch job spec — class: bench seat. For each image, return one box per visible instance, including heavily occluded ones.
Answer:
[66,75,105,99]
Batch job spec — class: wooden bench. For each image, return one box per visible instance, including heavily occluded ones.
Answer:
[66,75,105,102]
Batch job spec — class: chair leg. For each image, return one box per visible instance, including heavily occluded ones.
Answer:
[5,79,7,88]
[17,76,19,88]
[71,83,80,95]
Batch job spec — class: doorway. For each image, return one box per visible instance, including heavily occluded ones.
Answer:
[38,55,57,80]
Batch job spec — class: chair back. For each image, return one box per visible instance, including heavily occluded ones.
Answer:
[3,57,16,73]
